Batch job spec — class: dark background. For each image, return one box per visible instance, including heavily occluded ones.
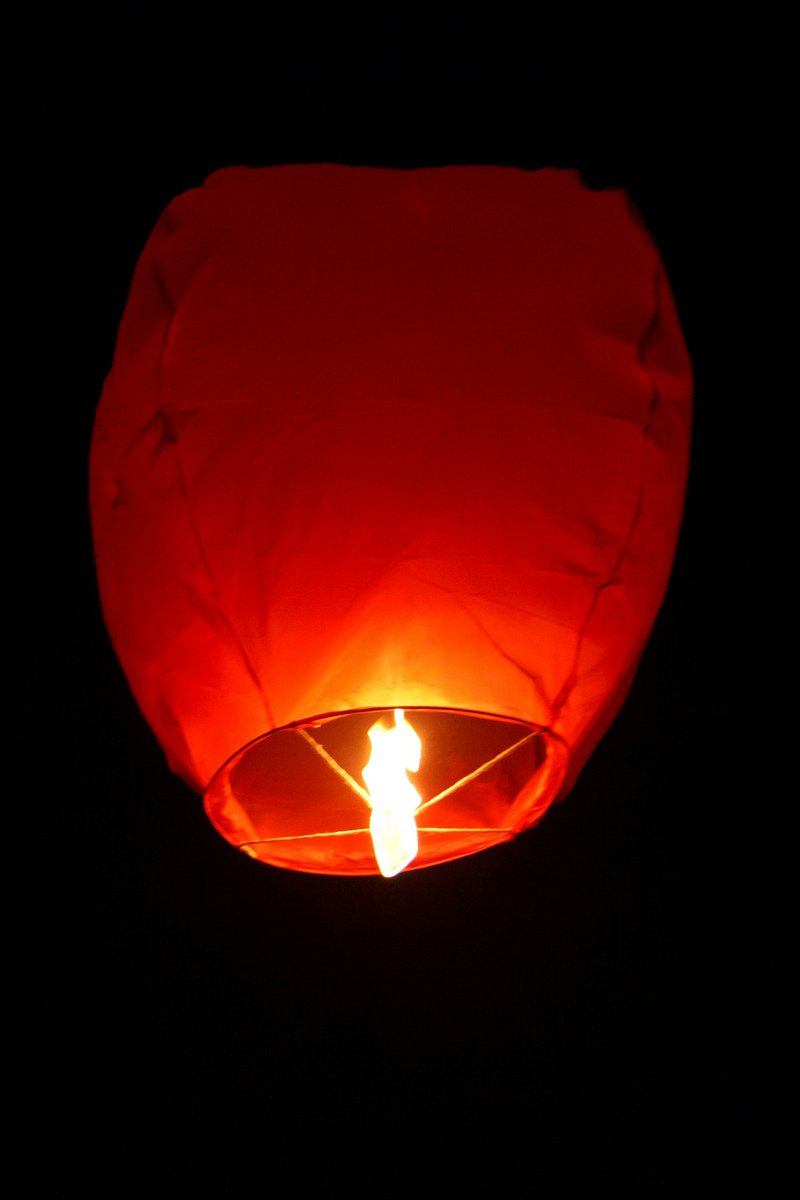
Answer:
[12,3,792,1190]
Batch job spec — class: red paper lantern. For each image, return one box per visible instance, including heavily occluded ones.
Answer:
[90,165,691,876]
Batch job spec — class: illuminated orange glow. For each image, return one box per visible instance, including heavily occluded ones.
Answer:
[362,709,422,877]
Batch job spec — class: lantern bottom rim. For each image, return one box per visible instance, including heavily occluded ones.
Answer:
[203,707,569,876]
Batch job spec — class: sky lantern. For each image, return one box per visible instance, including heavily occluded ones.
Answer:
[90,165,692,877]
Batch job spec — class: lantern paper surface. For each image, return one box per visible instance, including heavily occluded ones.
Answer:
[90,165,692,875]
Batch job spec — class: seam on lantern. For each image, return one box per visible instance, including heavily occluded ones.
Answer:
[451,586,592,631]
[150,247,277,732]
[119,216,179,462]
[169,441,277,730]
[151,239,177,317]
[412,571,600,622]
[450,593,552,719]
[551,264,663,720]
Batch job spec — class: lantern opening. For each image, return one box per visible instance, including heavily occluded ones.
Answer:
[204,708,568,876]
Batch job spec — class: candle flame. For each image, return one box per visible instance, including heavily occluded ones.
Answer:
[362,709,422,877]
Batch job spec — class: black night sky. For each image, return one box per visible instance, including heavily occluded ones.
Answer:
[11,4,792,1190]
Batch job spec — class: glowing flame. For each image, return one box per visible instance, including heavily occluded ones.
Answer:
[362,709,422,877]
